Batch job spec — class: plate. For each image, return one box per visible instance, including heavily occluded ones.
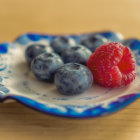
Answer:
[0,32,140,118]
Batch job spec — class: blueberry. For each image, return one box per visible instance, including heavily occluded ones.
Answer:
[31,52,64,82]
[25,44,54,65]
[122,38,140,50]
[61,45,92,65]
[69,34,85,43]
[80,35,108,52]
[97,31,124,42]
[54,63,93,95]
[50,36,75,55]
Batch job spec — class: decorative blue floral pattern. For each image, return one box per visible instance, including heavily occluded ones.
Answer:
[0,33,140,118]
[0,43,8,54]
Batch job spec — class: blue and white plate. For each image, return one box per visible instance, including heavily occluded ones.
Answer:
[0,31,140,118]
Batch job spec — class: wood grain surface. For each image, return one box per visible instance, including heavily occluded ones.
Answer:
[0,0,140,140]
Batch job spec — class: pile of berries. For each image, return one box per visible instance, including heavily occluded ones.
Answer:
[24,31,136,95]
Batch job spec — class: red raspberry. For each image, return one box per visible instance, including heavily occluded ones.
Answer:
[87,42,136,87]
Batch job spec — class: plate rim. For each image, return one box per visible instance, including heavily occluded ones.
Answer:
[0,93,140,118]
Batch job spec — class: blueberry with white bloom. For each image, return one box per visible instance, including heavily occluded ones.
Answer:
[61,45,92,65]
[98,31,124,42]
[69,34,85,43]
[55,63,93,95]
[31,52,64,82]
[25,44,54,65]
[80,35,108,52]
[50,36,75,55]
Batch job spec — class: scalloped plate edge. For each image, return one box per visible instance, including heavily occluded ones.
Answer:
[0,93,140,118]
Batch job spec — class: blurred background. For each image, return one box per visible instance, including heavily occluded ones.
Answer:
[0,0,140,42]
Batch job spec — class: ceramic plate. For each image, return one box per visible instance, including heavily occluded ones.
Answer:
[0,32,140,118]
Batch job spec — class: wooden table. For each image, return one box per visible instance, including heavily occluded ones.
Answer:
[0,0,140,139]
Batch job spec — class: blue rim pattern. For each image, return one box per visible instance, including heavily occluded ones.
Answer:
[0,32,140,118]
[0,93,140,118]
[14,31,123,45]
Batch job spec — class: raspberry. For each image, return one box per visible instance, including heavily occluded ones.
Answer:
[87,42,136,87]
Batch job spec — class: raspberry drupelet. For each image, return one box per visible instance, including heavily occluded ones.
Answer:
[87,42,136,88]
